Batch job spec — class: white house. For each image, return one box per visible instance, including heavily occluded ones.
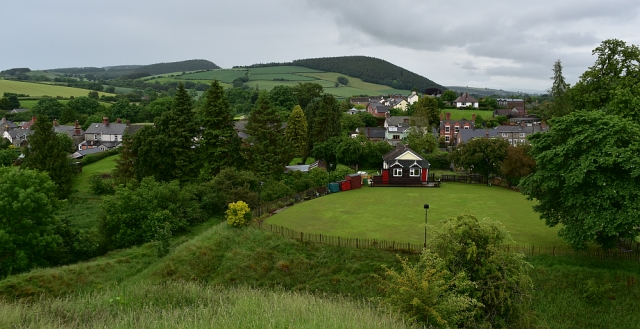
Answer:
[453,93,479,108]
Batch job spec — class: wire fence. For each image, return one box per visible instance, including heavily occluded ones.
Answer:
[256,222,640,261]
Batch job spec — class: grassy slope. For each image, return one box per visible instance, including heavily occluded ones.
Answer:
[17,99,113,110]
[0,80,115,98]
[266,184,565,246]
[0,283,416,329]
[74,154,120,194]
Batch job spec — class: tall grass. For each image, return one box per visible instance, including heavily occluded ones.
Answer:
[0,282,419,329]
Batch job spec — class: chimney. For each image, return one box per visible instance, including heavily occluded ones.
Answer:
[472,113,476,123]
[102,117,109,125]
[126,120,130,127]
[32,116,36,123]
[74,120,81,135]
[403,118,409,124]
[53,119,58,126]
[446,112,451,120]
[486,130,489,138]
[116,118,122,124]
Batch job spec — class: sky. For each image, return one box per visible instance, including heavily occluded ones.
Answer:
[2,0,640,92]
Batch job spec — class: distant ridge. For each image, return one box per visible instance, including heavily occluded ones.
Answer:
[50,59,219,78]
[238,56,444,92]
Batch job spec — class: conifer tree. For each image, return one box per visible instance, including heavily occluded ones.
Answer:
[199,80,242,177]
[284,105,308,162]
[22,115,75,198]
[133,83,198,183]
[246,92,287,177]
[112,132,135,186]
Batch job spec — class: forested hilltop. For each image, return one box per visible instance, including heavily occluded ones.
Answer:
[238,56,443,92]
[49,59,219,79]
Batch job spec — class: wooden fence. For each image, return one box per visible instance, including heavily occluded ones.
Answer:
[257,222,640,261]
[252,186,327,218]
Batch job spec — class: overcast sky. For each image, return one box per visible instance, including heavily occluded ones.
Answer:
[2,0,640,92]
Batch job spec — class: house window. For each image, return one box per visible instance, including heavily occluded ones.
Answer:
[519,133,525,137]
[508,139,512,144]
[445,126,450,133]
[445,136,450,142]
[502,133,507,137]
[454,126,459,133]
[393,168,402,177]
[393,134,400,140]
[464,126,469,129]
[94,134,98,140]
[520,139,525,144]
[410,167,421,177]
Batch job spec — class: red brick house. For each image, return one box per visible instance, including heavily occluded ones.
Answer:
[439,112,476,145]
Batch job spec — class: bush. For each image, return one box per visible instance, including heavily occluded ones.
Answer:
[89,173,115,195]
[81,149,119,165]
[329,164,355,182]
[99,177,204,250]
[226,201,252,227]
[424,152,450,170]
[380,212,535,328]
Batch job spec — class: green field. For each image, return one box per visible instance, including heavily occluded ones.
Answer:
[248,73,316,81]
[442,108,495,121]
[248,66,322,74]
[179,69,248,83]
[266,184,565,246]
[0,79,115,98]
[74,154,119,194]
[16,99,112,110]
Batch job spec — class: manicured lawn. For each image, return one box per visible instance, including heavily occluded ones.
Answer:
[266,184,566,246]
[441,108,495,121]
[74,155,119,194]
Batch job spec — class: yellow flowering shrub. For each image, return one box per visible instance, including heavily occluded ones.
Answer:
[226,201,251,227]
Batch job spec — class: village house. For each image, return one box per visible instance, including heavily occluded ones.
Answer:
[497,98,525,108]
[367,102,390,118]
[352,127,386,141]
[496,122,547,146]
[371,144,432,187]
[53,119,85,149]
[384,116,411,141]
[453,93,479,108]
[407,91,419,105]
[439,112,476,145]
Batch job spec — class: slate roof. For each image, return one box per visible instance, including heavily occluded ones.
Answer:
[382,143,425,161]
[71,147,105,159]
[358,127,386,139]
[458,128,500,143]
[54,125,84,137]
[85,122,127,135]
[1,118,18,130]
[6,128,33,139]
[453,93,478,104]
[370,103,390,113]
[385,116,410,127]
[10,109,28,114]
[496,124,547,134]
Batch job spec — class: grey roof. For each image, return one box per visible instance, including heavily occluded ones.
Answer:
[10,109,28,114]
[359,127,386,139]
[72,148,106,158]
[458,128,500,143]
[370,103,389,113]
[7,128,33,139]
[54,125,84,137]
[382,143,425,161]
[496,124,547,134]
[454,93,478,104]
[497,98,524,102]
[1,118,18,130]
[386,116,410,127]
[85,122,127,135]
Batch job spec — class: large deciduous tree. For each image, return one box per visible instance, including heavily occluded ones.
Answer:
[0,167,63,278]
[449,137,509,184]
[32,97,67,119]
[245,92,287,177]
[570,39,640,121]
[291,82,323,109]
[520,111,640,249]
[22,115,76,198]
[411,96,440,129]
[198,80,242,177]
[501,144,536,187]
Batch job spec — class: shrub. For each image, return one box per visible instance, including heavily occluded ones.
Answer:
[89,173,115,195]
[99,177,204,250]
[81,149,119,166]
[424,152,450,170]
[226,201,252,227]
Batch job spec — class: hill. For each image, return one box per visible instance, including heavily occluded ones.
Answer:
[0,79,114,98]
[49,59,219,79]
[446,86,546,97]
[290,56,444,92]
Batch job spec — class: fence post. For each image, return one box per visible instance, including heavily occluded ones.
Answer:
[301,232,304,242]
[338,236,340,247]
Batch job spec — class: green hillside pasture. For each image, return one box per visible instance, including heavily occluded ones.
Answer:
[0,80,114,98]
[301,72,412,95]
[17,99,112,110]
[179,69,248,83]
[248,73,317,81]
[247,66,323,74]
[25,70,64,79]
[245,80,301,91]
[266,184,565,246]
[0,283,416,329]
[74,154,120,194]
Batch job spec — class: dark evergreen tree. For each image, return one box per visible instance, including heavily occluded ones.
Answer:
[306,94,342,161]
[133,83,198,183]
[245,92,287,177]
[112,132,135,186]
[7,95,20,109]
[22,115,76,198]
[199,80,242,177]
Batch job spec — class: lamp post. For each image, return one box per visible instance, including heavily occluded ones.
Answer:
[485,157,490,186]
[423,204,430,248]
